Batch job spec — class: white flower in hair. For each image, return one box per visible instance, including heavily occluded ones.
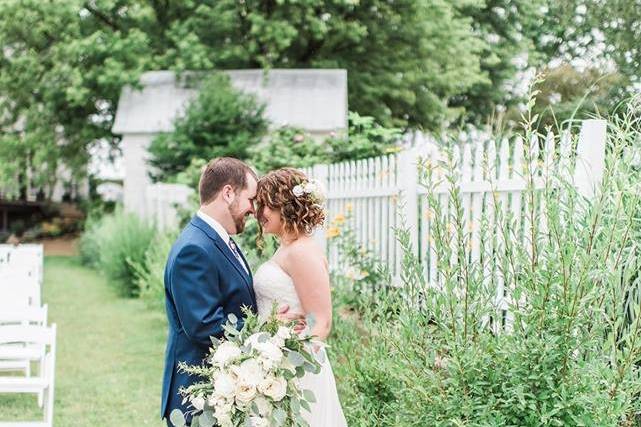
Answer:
[292,184,305,197]
[291,179,326,203]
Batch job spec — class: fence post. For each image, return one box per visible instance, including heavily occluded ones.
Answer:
[397,147,419,254]
[313,163,330,253]
[574,119,607,200]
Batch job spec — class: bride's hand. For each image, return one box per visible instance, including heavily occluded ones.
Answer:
[276,304,307,333]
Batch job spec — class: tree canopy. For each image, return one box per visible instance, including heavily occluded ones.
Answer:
[1,0,640,198]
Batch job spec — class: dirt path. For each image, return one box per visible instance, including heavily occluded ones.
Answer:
[40,236,79,256]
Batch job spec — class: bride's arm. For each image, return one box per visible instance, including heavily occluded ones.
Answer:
[284,244,333,340]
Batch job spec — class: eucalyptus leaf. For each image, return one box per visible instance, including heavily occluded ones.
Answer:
[272,407,287,426]
[199,410,216,427]
[291,397,301,414]
[303,389,317,403]
[169,409,186,427]
[228,313,238,324]
[287,351,306,367]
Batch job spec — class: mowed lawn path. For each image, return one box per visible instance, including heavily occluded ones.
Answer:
[0,257,168,426]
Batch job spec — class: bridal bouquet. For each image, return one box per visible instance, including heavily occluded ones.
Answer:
[170,306,324,427]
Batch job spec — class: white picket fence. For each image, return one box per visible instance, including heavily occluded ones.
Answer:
[304,120,608,288]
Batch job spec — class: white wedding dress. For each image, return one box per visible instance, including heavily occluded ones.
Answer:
[253,260,348,427]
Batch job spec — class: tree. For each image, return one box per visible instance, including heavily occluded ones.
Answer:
[147,73,268,181]
[0,0,489,180]
[0,0,149,198]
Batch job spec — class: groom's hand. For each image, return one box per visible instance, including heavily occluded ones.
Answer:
[277,304,307,333]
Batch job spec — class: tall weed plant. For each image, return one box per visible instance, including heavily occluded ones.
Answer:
[131,229,177,310]
[329,96,641,425]
[79,207,156,297]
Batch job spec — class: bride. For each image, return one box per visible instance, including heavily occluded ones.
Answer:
[253,168,348,427]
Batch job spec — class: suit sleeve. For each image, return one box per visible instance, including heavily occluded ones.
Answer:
[170,244,227,345]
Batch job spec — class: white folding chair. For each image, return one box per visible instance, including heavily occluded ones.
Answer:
[0,305,49,377]
[0,270,41,308]
[0,324,56,427]
[0,244,44,303]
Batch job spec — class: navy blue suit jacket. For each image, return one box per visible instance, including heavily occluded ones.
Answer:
[161,215,257,419]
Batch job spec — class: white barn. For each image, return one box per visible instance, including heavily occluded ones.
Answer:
[112,69,348,219]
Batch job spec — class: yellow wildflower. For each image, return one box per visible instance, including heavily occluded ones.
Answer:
[326,227,341,238]
[346,203,353,213]
[333,213,346,225]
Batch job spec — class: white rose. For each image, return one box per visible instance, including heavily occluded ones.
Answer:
[214,401,233,417]
[303,182,317,194]
[190,396,205,411]
[212,341,241,366]
[249,416,270,427]
[216,412,234,427]
[214,372,237,398]
[292,184,305,197]
[276,326,292,341]
[254,395,272,417]
[235,381,257,405]
[255,341,283,364]
[258,376,287,401]
[247,332,266,348]
[270,335,285,349]
[232,359,264,387]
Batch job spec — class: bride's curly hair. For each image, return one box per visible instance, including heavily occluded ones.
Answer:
[255,168,326,244]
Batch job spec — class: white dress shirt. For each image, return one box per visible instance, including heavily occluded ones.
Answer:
[197,210,249,274]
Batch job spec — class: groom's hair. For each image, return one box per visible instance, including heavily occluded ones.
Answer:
[199,157,257,205]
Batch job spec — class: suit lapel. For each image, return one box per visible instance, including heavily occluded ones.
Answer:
[190,216,256,305]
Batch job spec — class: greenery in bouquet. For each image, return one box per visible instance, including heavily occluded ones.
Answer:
[171,307,323,427]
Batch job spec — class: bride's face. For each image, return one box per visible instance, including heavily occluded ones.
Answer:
[259,205,284,235]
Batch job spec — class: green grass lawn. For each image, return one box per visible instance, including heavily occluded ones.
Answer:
[0,256,168,426]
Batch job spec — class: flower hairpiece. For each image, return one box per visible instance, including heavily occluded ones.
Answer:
[292,179,326,203]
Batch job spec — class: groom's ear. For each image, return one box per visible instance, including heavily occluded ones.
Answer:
[220,184,236,203]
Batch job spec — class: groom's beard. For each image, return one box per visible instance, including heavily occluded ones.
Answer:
[228,200,247,234]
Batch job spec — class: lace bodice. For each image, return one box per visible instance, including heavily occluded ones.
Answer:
[253,260,303,319]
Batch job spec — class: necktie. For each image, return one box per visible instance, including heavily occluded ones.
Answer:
[228,238,248,274]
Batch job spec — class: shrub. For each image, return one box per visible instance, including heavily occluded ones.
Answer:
[325,112,403,162]
[248,126,330,174]
[327,98,641,425]
[131,229,177,310]
[79,208,156,297]
[148,72,268,181]
[78,212,106,268]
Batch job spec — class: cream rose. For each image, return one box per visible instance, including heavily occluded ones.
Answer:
[258,376,287,401]
[235,382,257,405]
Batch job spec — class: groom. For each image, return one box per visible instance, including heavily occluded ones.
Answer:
[161,157,261,425]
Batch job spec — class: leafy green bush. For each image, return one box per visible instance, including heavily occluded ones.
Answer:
[79,208,156,297]
[327,99,641,425]
[148,73,268,181]
[78,212,106,268]
[248,126,330,174]
[325,112,402,162]
[131,229,177,310]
